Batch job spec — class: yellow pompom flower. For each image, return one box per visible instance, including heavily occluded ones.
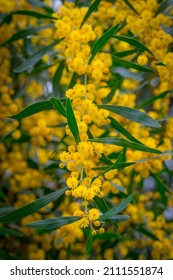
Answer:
[66,176,79,189]
[12,130,21,140]
[89,208,100,222]
[137,54,148,65]
[79,216,89,228]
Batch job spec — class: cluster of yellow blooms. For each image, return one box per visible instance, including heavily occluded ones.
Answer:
[0,0,173,260]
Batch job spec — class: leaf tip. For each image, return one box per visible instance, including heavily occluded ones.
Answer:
[7,114,18,120]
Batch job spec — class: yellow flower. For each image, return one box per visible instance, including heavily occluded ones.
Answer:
[66,176,79,189]
[12,130,21,140]
[79,216,89,228]
[89,208,100,222]
[137,54,148,65]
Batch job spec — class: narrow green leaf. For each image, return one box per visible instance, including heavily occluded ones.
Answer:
[137,90,171,109]
[50,98,66,117]
[13,40,59,73]
[113,35,153,55]
[0,187,67,223]
[100,153,113,165]
[0,227,23,238]
[156,62,167,66]
[27,216,80,229]
[155,0,173,17]
[92,161,135,171]
[11,10,57,19]
[114,67,144,81]
[114,150,124,164]
[111,182,125,193]
[80,0,101,28]
[85,233,93,256]
[94,232,121,240]
[87,129,94,140]
[0,189,6,200]
[135,225,159,240]
[0,207,16,216]
[102,81,122,103]
[31,62,56,73]
[91,152,134,183]
[94,197,109,214]
[114,49,137,58]
[89,137,162,154]
[1,10,57,25]
[53,60,65,96]
[8,101,53,119]
[66,98,80,144]
[121,148,126,162]
[106,215,130,223]
[100,193,134,221]
[152,173,171,194]
[122,0,139,15]
[112,55,156,73]
[99,104,161,128]
[68,72,77,89]
[26,0,54,13]
[0,24,53,47]
[109,116,142,144]
[89,22,120,64]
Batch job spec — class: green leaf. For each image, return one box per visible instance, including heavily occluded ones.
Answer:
[68,72,78,89]
[109,116,142,144]
[80,0,101,28]
[156,62,167,66]
[50,98,66,117]
[111,182,125,193]
[100,193,134,221]
[0,187,67,223]
[113,35,153,55]
[114,49,137,58]
[93,232,121,240]
[94,231,120,240]
[137,90,171,109]
[99,105,161,128]
[152,173,171,194]
[0,207,16,216]
[0,24,53,47]
[89,22,120,64]
[106,215,130,223]
[8,101,53,119]
[135,225,159,240]
[13,40,59,73]
[11,10,57,19]
[52,60,65,97]
[112,55,155,73]
[92,162,135,171]
[112,149,123,164]
[0,227,23,238]
[102,81,122,103]
[155,0,173,17]
[89,137,162,154]
[26,216,80,229]
[1,10,56,26]
[85,233,93,256]
[91,152,135,184]
[100,153,113,165]
[122,0,139,15]
[0,189,6,200]
[94,197,109,214]
[66,98,80,144]
[26,0,54,13]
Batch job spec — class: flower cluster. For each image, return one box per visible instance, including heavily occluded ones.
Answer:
[0,0,173,261]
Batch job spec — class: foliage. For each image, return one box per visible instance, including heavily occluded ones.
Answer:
[0,0,173,260]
